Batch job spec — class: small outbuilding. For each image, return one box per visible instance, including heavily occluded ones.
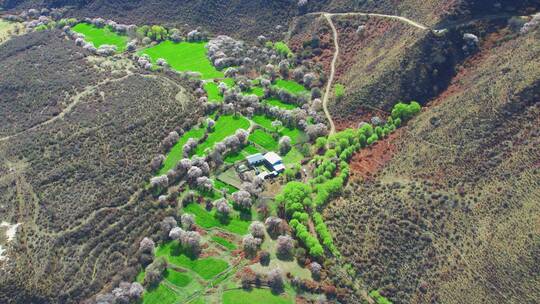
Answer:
[245,151,286,179]
[247,153,265,167]
[263,152,285,173]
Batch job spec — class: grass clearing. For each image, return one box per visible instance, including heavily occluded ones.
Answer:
[252,115,275,130]
[249,129,278,151]
[184,203,251,235]
[274,79,308,94]
[164,269,192,287]
[282,147,304,165]
[72,23,128,51]
[204,82,222,102]
[211,236,237,250]
[251,115,304,144]
[214,179,238,194]
[156,241,229,280]
[224,145,261,164]
[194,115,250,156]
[143,284,177,304]
[242,86,265,97]
[141,41,223,79]
[158,126,206,175]
[264,97,298,110]
[222,288,293,304]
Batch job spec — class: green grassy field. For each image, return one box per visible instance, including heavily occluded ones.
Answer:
[141,41,223,79]
[282,147,304,165]
[222,289,293,304]
[72,23,128,51]
[252,115,275,130]
[242,86,265,97]
[249,129,278,151]
[156,241,229,280]
[224,145,261,164]
[164,269,192,287]
[251,115,304,144]
[184,203,250,235]
[264,97,298,110]
[143,284,177,304]
[211,236,237,250]
[194,115,250,156]
[158,126,206,175]
[214,179,238,194]
[274,79,308,94]
[204,82,222,102]
[136,270,145,283]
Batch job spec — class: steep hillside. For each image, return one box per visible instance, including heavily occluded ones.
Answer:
[0,31,204,302]
[326,25,540,304]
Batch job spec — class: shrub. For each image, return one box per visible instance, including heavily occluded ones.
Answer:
[274,41,292,57]
[334,84,345,99]
[391,101,421,122]
[367,134,379,145]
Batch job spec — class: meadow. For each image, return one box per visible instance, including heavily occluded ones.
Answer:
[224,145,261,164]
[264,97,298,110]
[249,129,278,151]
[213,179,239,194]
[204,82,222,102]
[142,284,177,304]
[156,240,229,279]
[211,235,237,250]
[222,289,293,304]
[251,115,304,144]
[184,203,251,235]
[72,23,128,51]
[141,41,224,79]
[274,79,308,94]
[158,126,206,175]
[242,86,265,97]
[194,115,250,156]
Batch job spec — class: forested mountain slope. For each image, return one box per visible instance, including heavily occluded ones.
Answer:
[326,21,540,304]
[0,31,204,302]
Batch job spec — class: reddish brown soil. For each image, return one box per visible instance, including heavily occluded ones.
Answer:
[349,128,403,180]
[334,106,389,132]
[289,21,334,74]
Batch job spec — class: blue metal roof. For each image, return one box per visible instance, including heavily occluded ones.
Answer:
[246,153,264,165]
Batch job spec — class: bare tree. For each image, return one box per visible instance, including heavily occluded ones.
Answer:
[242,234,261,257]
[181,213,195,231]
[265,217,284,237]
[310,261,322,279]
[150,175,169,189]
[232,190,252,210]
[139,237,155,254]
[196,176,213,192]
[249,221,266,239]
[150,154,165,172]
[306,123,328,140]
[169,226,185,240]
[180,230,202,255]
[162,131,180,151]
[278,136,292,155]
[160,217,177,239]
[187,166,203,182]
[144,256,167,287]
[276,235,294,258]
[215,199,231,218]
[267,268,284,292]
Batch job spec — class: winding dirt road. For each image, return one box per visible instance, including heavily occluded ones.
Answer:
[316,12,429,135]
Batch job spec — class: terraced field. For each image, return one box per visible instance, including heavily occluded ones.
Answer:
[72,23,128,51]
[141,41,224,79]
